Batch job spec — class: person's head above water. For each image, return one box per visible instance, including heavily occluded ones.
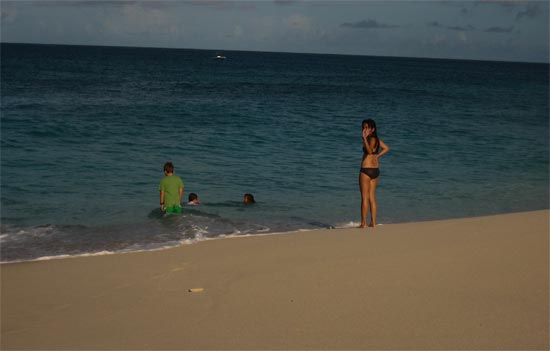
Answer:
[243,193,255,205]
[188,192,199,204]
[163,162,175,175]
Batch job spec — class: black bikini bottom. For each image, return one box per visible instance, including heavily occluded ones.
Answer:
[360,168,380,179]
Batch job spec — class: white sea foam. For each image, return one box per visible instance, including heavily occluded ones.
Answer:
[336,221,384,228]
[1,250,118,264]
[338,221,362,228]
[0,224,363,264]
[190,225,209,241]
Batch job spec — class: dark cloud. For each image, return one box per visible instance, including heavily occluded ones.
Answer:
[473,1,545,21]
[274,0,298,5]
[340,19,399,29]
[428,21,475,31]
[184,1,255,10]
[1,7,16,22]
[476,0,518,8]
[32,1,137,6]
[31,0,254,11]
[484,26,514,33]
[30,1,179,9]
[449,24,475,31]
[515,2,543,20]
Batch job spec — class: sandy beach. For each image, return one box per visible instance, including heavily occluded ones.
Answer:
[1,210,548,350]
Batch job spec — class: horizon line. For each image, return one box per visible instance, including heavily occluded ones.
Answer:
[1,41,548,65]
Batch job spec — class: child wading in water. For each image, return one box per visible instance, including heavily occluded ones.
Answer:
[243,193,255,205]
[159,162,184,214]
[188,193,200,205]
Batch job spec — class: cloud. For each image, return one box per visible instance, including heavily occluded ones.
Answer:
[31,1,138,7]
[473,1,545,20]
[340,19,399,30]
[285,13,312,29]
[428,21,475,31]
[274,0,298,5]
[184,1,255,10]
[27,0,181,11]
[33,0,251,10]
[484,26,514,33]
[515,2,543,20]
[282,13,319,40]
[100,2,182,38]
[476,0,523,7]
[460,7,471,16]
[0,7,17,23]
[225,25,244,38]
[429,21,516,35]
[430,33,448,46]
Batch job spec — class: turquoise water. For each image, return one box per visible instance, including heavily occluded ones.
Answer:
[1,43,548,262]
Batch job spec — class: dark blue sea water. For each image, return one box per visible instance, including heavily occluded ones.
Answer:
[1,43,548,262]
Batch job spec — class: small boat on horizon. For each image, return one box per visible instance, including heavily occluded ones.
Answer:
[213,54,226,60]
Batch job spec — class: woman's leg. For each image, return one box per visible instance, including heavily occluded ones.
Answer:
[359,172,371,228]
[368,178,378,227]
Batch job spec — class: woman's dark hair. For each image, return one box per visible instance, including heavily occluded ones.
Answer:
[362,119,379,152]
[244,193,255,204]
[188,193,198,202]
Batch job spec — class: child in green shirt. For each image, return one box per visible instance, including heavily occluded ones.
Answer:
[159,162,184,214]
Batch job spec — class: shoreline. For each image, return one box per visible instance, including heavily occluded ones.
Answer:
[2,210,548,349]
[1,209,547,265]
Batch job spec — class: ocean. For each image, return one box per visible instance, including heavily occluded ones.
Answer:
[1,43,548,263]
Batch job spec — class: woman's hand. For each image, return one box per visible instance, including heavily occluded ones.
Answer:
[362,127,373,138]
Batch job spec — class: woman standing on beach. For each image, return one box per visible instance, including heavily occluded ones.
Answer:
[359,119,389,228]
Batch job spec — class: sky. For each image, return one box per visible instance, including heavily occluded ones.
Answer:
[1,0,549,63]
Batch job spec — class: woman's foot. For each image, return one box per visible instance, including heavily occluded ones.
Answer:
[359,223,367,229]
[368,222,376,228]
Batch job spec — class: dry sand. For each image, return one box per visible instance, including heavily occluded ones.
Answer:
[1,210,548,350]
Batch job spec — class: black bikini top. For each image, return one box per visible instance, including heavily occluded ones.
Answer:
[363,137,380,155]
